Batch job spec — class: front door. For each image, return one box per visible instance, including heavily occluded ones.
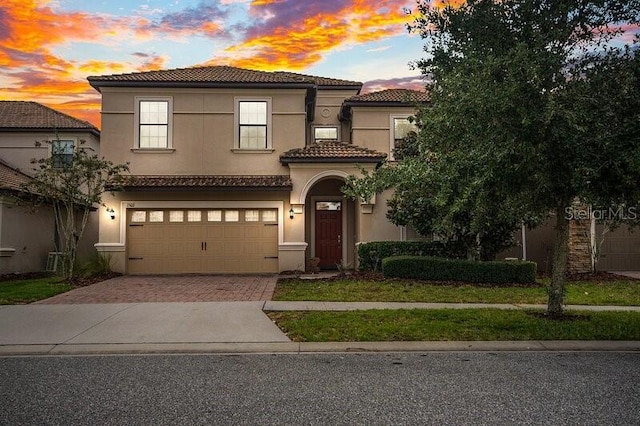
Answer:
[315,201,342,268]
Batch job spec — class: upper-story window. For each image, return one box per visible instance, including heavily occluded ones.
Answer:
[52,139,74,168]
[234,98,272,151]
[135,97,173,149]
[314,126,339,142]
[390,115,417,160]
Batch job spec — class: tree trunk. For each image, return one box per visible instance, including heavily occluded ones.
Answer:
[548,204,569,317]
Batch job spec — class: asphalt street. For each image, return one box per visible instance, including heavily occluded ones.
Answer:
[1,352,638,425]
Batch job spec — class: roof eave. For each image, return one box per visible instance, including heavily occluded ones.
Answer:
[280,157,385,165]
[0,127,100,137]
[122,185,292,192]
[88,80,316,91]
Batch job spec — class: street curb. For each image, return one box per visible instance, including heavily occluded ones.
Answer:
[1,340,638,356]
[263,301,640,312]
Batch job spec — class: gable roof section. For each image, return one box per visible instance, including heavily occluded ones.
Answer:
[0,158,32,193]
[346,88,429,104]
[123,175,293,191]
[0,101,99,136]
[280,141,386,164]
[88,66,362,91]
[340,89,429,119]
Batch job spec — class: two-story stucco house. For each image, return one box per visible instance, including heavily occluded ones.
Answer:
[0,101,101,273]
[88,66,429,274]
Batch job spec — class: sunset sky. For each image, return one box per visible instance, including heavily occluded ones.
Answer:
[0,0,454,128]
[1,1,636,129]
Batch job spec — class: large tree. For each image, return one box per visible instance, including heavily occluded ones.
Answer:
[21,139,129,280]
[347,0,640,316]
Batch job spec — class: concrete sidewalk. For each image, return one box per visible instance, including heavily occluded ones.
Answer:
[0,302,289,356]
[0,301,638,356]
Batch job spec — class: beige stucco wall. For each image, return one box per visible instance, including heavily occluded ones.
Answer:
[0,131,100,174]
[350,106,418,157]
[99,87,307,176]
[0,198,55,273]
[358,189,402,243]
[311,89,359,144]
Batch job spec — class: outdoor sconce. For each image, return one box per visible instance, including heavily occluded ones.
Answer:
[289,207,294,219]
[106,207,116,220]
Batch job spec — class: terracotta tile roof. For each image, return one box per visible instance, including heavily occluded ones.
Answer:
[345,89,429,104]
[0,101,99,134]
[0,159,33,193]
[123,175,293,191]
[280,142,387,164]
[89,66,362,89]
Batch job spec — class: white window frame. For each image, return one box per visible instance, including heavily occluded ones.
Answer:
[389,115,416,161]
[233,97,273,151]
[313,126,340,142]
[134,97,173,150]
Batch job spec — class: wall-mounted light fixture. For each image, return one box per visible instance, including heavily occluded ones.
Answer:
[106,207,116,220]
[289,207,294,219]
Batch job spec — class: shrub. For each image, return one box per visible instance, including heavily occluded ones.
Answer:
[357,241,467,272]
[381,256,537,284]
[77,252,113,277]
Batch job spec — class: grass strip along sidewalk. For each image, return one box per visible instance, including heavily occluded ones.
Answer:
[274,278,640,306]
[268,309,640,342]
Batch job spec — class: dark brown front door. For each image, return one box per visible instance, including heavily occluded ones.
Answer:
[315,201,342,268]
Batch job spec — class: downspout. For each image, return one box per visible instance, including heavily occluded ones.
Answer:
[590,211,596,272]
[521,222,527,261]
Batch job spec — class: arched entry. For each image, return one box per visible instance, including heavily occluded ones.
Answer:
[304,176,356,269]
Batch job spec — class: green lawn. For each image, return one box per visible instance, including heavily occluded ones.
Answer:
[268,309,640,342]
[274,278,640,306]
[0,277,72,304]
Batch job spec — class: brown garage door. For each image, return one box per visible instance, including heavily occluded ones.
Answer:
[127,208,278,274]
[597,224,640,271]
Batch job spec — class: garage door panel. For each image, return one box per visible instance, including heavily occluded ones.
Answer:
[223,226,244,239]
[205,226,223,239]
[127,208,279,274]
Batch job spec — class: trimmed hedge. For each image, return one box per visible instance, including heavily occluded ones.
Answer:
[357,241,467,272]
[382,256,537,284]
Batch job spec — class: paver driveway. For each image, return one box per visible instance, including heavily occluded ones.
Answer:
[36,275,278,304]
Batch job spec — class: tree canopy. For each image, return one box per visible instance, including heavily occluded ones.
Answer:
[345,0,640,315]
[21,139,129,280]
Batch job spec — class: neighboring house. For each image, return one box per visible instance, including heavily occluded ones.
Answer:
[87,66,428,274]
[0,101,101,273]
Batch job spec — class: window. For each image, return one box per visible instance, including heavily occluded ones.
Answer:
[390,116,417,159]
[207,210,222,222]
[394,118,415,143]
[244,210,259,222]
[52,140,74,168]
[314,127,339,142]
[225,210,239,222]
[131,211,146,222]
[316,201,341,211]
[262,210,277,222]
[235,98,272,150]
[135,98,172,149]
[187,211,201,222]
[149,211,164,222]
[169,211,184,222]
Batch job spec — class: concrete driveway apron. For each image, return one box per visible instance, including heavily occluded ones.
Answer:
[0,276,289,352]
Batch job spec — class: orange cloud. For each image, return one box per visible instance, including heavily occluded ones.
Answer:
[432,0,466,7]
[220,0,413,70]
